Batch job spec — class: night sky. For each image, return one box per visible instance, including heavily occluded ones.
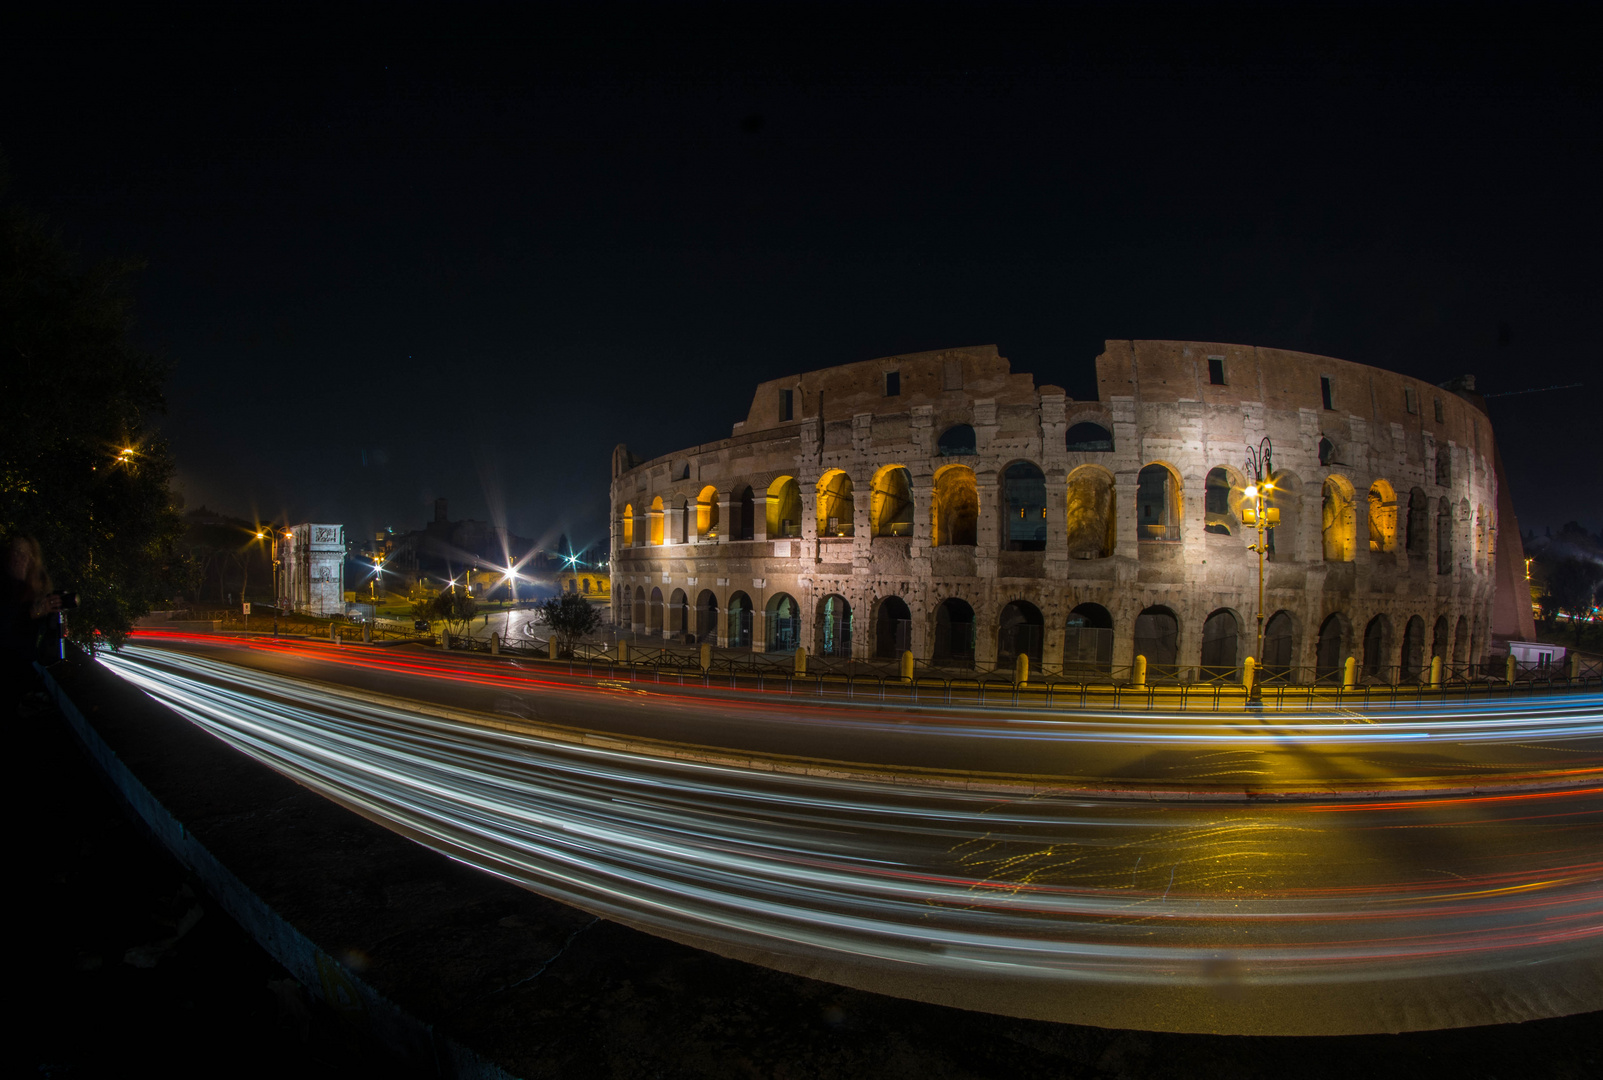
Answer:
[6,3,1599,552]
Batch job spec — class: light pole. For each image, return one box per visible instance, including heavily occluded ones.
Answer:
[1243,437,1276,702]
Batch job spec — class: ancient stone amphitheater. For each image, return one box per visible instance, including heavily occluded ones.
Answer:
[610,341,1504,683]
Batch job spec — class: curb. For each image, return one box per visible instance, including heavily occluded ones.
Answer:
[36,660,518,1080]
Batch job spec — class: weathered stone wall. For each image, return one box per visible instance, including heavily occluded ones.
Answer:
[279,523,346,617]
[609,342,1500,680]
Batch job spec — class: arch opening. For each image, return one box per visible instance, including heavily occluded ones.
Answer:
[1406,488,1428,559]
[766,476,801,539]
[727,591,753,648]
[736,487,755,541]
[1321,476,1357,562]
[1066,466,1116,559]
[1137,464,1181,541]
[648,496,665,546]
[621,504,635,548]
[696,486,720,541]
[931,464,978,547]
[932,597,976,666]
[1200,608,1240,681]
[765,592,800,652]
[996,600,1044,666]
[1064,603,1113,674]
[937,425,976,456]
[875,596,912,659]
[1204,467,1240,536]
[1263,611,1296,681]
[1002,461,1047,551]
[695,590,718,643]
[1362,615,1392,680]
[647,587,664,633]
[1367,480,1398,554]
[870,465,914,538]
[668,588,689,636]
[816,470,855,537]
[1316,613,1347,683]
[1065,422,1114,452]
[818,595,852,657]
[1401,615,1426,682]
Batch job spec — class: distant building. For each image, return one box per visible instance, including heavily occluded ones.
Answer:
[279,523,345,615]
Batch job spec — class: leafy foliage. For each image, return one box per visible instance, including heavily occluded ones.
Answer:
[539,592,601,657]
[1,192,182,648]
[430,589,478,637]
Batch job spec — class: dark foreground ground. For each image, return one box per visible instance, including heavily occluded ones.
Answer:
[20,672,1602,1080]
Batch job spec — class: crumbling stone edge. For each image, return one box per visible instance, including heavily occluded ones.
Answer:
[35,661,518,1080]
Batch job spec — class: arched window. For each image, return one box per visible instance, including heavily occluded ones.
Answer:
[1405,488,1428,558]
[766,593,800,652]
[1263,611,1296,680]
[736,486,755,541]
[695,590,718,642]
[1200,609,1240,681]
[648,587,664,633]
[997,600,1044,666]
[937,425,976,456]
[875,596,911,658]
[1134,606,1180,676]
[1321,476,1357,562]
[931,464,978,546]
[621,504,635,547]
[1362,615,1392,680]
[1367,480,1397,553]
[648,496,665,546]
[932,597,975,666]
[696,486,720,541]
[727,591,753,648]
[818,595,852,657]
[1064,603,1113,673]
[1204,466,1239,536]
[1066,466,1116,559]
[1436,499,1453,574]
[870,465,915,538]
[581,578,591,594]
[632,586,646,627]
[766,476,801,539]
[1065,422,1114,452]
[816,470,855,537]
[1002,461,1047,551]
[1316,613,1347,683]
[1401,616,1425,682]
[1136,464,1181,541]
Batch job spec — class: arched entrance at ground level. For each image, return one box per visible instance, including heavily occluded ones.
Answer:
[1002,461,1047,551]
[1199,609,1240,681]
[695,590,718,643]
[997,601,1044,666]
[1362,615,1393,681]
[647,588,663,634]
[932,598,976,666]
[1401,615,1426,682]
[1263,611,1296,680]
[766,593,800,652]
[875,596,911,659]
[1452,615,1469,664]
[818,595,852,657]
[1432,616,1450,662]
[727,591,753,648]
[1133,607,1180,676]
[667,589,688,637]
[1063,603,1113,673]
[632,586,646,628]
[1316,613,1347,683]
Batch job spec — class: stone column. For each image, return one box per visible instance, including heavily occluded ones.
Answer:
[717,493,734,545]
[752,493,770,543]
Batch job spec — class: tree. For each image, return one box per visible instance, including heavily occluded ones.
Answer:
[431,589,478,639]
[1545,557,1602,647]
[539,593,601,658]
[1,186,183,648]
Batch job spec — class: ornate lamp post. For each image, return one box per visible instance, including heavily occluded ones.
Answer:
[1244,437,1276,702]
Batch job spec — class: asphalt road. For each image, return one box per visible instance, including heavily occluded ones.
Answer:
[97,634,1603,1036]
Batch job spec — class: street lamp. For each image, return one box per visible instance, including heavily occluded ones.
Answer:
[1243,437,1277,702]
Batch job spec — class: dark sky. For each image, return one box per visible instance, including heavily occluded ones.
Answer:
[6,2,1599,549]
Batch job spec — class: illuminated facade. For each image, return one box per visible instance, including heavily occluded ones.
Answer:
[610,342,1505,681]
[278,523,346,616]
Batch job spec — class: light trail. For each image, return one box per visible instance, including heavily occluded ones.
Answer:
[95,642,1603,1033]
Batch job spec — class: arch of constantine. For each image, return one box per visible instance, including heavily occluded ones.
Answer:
[610,341,1505,683]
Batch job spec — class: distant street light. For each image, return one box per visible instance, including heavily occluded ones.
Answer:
[1243,437,1276,703]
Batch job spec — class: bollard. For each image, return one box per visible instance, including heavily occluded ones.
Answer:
[1132,654,1147,689]
[363,621,371,644]
[900,649,915,683]
[1342,655,1356,690]
[491,632,500,656]
[1242,655,1256,697]
[700,642,712,672]
[1014,652,1029,687]
[794,644,807,677]
[332,626,340,646]
[1429,655,1442,689]
[1505,654,1516,683]
[1569,653,1581,681]
[618,640,630,663]
[441,630,451,651]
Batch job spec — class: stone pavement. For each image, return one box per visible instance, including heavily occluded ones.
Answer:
[25,648,1603,1080]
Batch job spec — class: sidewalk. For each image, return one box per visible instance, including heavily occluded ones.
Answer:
[29,648,1603,1079]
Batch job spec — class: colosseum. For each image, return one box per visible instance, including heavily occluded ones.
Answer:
[609,341,1514,683]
